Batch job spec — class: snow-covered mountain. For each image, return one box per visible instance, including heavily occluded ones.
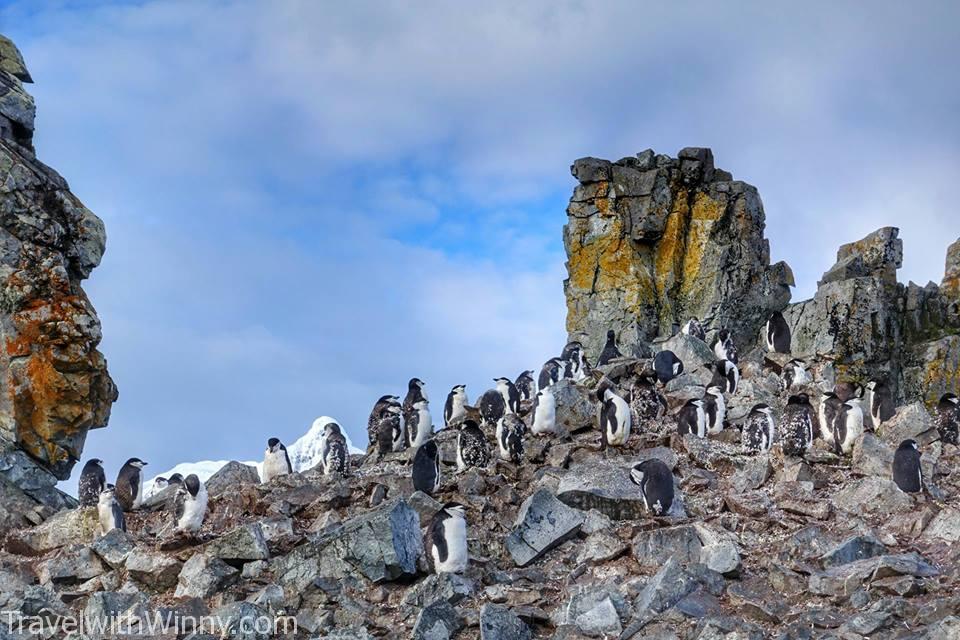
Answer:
[143,416,363,497]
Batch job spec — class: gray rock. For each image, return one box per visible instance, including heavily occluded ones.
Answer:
[808,553,938,597]
[206,461,260,495]
[557,455,673,520]
[852,433,894,478]
[694,524,741,576]
[0,35,32,82]
[83,590,150,627]
[506,488,584,567]
[408,490,444,522]
[212,602,273,640]
[922,507,960,543]
[657,334,716,373]
[413,600,462,640]
[89,528,136,569]
[37,544,105,585]
[479,603,532,640]
[878,402,939,446]
[175,552,239,598]
[633,525,702,569]
[125,548,182,590]
[832,477,914,516]
[550,379,597,434]
[820,535,887,568]
[5,506,99,555]
[404,573,475,607]
[274,498,423,587]
[204,523,270,566]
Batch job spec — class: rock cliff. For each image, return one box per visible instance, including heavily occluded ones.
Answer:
[0,35,116,521]
[785,226,960,406]
[563,148,794,359]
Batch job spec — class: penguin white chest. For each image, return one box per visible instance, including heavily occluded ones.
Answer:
[178,490,208,533]
[133,474,144,509]
[262,450,290,482]
[532,393,557,435]
[606,394,631,445]
[98,501,117,534]
[433,517,468,573]
[412,406,433,447]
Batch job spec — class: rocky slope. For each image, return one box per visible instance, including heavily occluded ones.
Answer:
[0,35,117,526]
[0,358,958,639]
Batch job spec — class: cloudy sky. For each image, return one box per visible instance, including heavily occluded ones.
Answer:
[3,1,958,488]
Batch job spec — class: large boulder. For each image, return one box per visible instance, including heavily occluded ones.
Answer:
[557,452,676,520]
[206,461,261,496]
[0,36,117,508]
[274,498,423,588]
[564,148,793,360]
[506,488,584,567]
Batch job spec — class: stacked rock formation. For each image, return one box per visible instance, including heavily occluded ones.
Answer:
[563,148,794,359]
[0,35,117,525]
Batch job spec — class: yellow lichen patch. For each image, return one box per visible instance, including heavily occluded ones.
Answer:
[654,189,691,299]
[680,192,725,295]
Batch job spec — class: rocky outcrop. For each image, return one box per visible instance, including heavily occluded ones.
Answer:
[785,226,960,405]
[0,35,116,521]
[563,148,794,359]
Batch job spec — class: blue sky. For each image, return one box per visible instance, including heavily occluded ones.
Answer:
[2,1,958,488]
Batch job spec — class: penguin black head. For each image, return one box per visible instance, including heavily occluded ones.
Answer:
[182,474,201,497]
[377,394,400,405]
[897,439,919,452]
[940,393,959,406]
[717,329,730,342]
[409,378,425,390]
[517,370,534,381]
[100,484,117,498]
[460,419,482,432]
[493,377,511,385]
[787,393,811,405]
[705,384,724,397]
[124,458,147,469]
[823,391,838,400]
[750,403,772,415]
[168,473,184,485]
[451,384,466,392]
[442,501,466,517]
[267,437,285,452]
[323,422,343,437]
[606,329,616,341]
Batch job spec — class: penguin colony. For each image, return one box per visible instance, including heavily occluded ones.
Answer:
[73,314,958,576]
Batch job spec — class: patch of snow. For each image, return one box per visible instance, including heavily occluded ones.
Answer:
[143,415,362,497]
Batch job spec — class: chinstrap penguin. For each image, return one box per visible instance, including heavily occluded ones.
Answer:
[892,439,923,493]
[427,502,468,574]
[444,385,468,427]
[531,387,558,436]
[560,341,588,381]
[407,399,434,449]
[711,359,739,395]
[677,399,707,438]
[629,371,667,422]
[497,413,526,463]
[173,473,207,533]
[402,378,429,443]
[866,380,895,427]
[375,405,402,459]
[781,394,815,457]
[653,350,684,385]
[936,393,959,445]
[832,397,864,455]
[515,370,537,402]
[713,329,738,364]
[742,404,775,453]
[78,458,106,507]
[703,385,726,435]
[598,380,631,448]
[367,395,400,453]
[630,459,674,516]
[456,419,491,471]
[412,439,441,494]
[538,358,564,389]
[765,311,791,353]
[681,317,706,342]
[478,388,507,428]
[494,377,521,415]
[597,329,623,366]
[321,422,349,476]
[115,458,147,512]
[98,485,125,534]
[819,392,843,446]
[262,437,293,483]
[782,359,811,390]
